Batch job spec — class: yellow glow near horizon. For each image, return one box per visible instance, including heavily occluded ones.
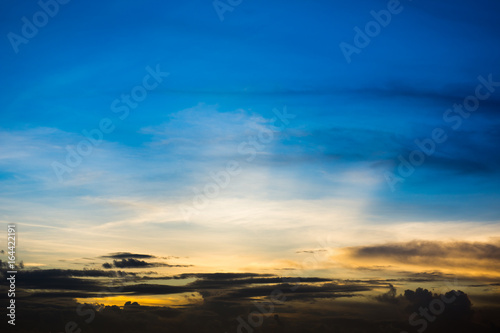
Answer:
[77,292,203,308]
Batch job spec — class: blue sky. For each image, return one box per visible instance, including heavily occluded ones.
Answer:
[1,0,500,272]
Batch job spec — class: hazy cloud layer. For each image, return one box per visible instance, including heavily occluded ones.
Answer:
[339,240,500,278]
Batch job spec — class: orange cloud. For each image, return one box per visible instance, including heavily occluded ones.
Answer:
[335,240,500,279]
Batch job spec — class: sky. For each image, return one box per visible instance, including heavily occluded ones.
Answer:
[1,0,500,332]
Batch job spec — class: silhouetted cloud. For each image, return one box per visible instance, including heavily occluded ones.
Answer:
[176,272,273,280]
[19,269,136,278]
[223,282,371,301]
[5,264,500,333]
[375,284,399,304]
[102,252,157,259]
[102,258,191,269]
[403,288,475,330]
[187,276,332,289]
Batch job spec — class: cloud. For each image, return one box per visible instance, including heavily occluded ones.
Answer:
[375,284,399,304]
[403,288,474,322]
[102,258,192,269]
[11,268,136,279]
[175,272,274,280]
[347,240,500,261]
[14,286,497,333]
[13,267,369,301]
[105,259,153,268]
[338,240,500,278]
[4,269,138,298]
[223,282,371,301]
[296,249,327,254]
[102,252,157,259]
[187,276,332,290]
[8,265,500,333]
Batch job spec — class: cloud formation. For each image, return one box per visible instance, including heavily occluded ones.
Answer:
[3,253,499,333]
[102,252,157,259]
[339,240,500,278]
[102,258,191,269]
